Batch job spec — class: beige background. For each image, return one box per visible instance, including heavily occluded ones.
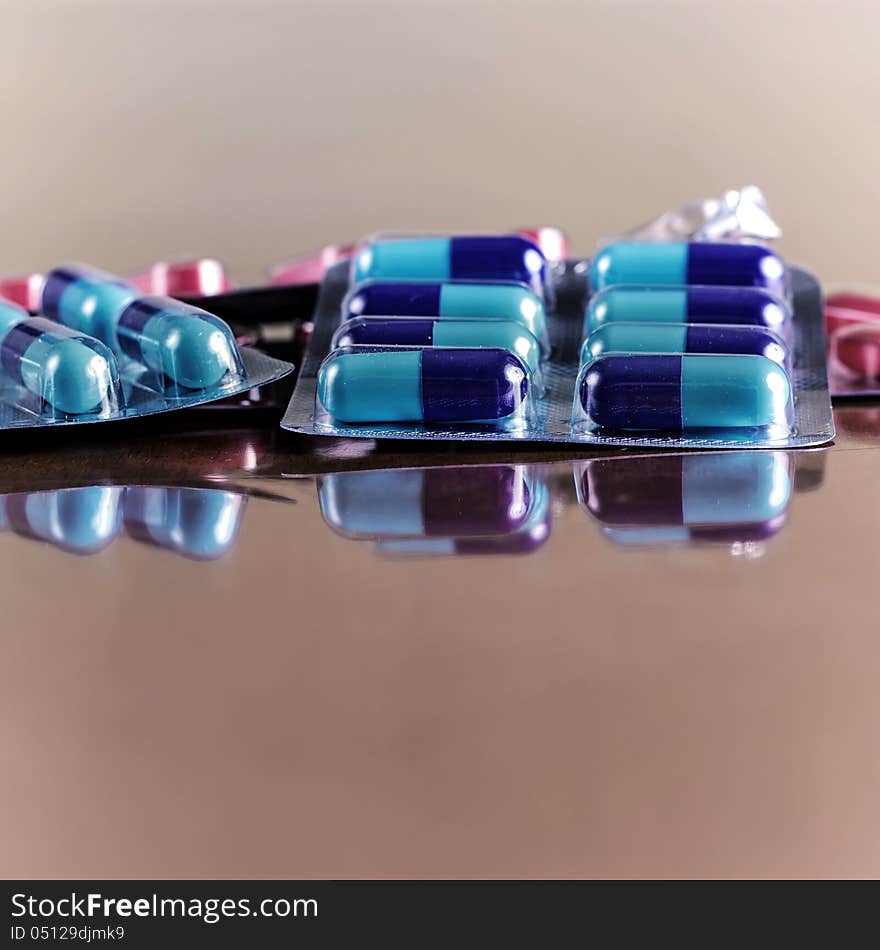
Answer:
[2,0,877,283]
[3,0,880,881]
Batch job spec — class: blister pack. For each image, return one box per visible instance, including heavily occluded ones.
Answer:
[0,264,293,430]
[824,289,880,398]
[282,231,834,449]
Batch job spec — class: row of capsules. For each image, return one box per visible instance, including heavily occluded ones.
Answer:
[574,241,794,433]
[315,231,566,428]
[0,263,248,421]
[316,449,806,558]
[0,485,245,560]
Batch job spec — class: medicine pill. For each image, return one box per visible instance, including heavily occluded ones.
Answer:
[582,322,786,366]
[586,285,788,335]
[0,298,118,414]
[352,236,546,295]
[333,317,541,375]
[589,242,786,296]
[344,280,548,345]
[318,347,529,423]
[579,354,791,430]
[41,265,242,389]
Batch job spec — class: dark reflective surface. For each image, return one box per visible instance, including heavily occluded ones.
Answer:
[8,411,880,880]
[0,485,252,560]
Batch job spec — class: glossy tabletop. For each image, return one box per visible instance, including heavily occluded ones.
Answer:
[2,405,879,879]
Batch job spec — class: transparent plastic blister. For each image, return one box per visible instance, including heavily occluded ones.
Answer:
[314,344,535,434]
[0,264,293,430]
[282,253,834,449]
[823,289,880,397]
[350,232,552,301]
[0,484,248,560]
[341,278,551,354]
[589,241,791,303]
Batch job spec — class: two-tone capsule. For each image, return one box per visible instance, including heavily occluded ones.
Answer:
[577,354,791,431]
[0,487,123,555]
[123,487,246,560]
[320,466,534,538]
[343,280,549,348]
[582,323,787,367]
[0,298,119,415]
[41,264,243,389]
[586,285,789,335]
[352,236,547,296]
[332,317,542,377]
[589,242,787,297]
[579,453,791,545]
[318,347,529,424]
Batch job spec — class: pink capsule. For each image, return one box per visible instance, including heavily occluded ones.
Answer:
[269,244,356,286]
[0,273,44,312]
[128,258,232,297]
[831,321,880,380]
[514,227,568,262]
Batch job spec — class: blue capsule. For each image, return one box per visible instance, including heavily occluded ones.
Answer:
[582,323,787,366]
[320,466,534,538]
[578,354,791,431]
[41,265,243,389]
[586,285,789,335]
[318,347,529,424]
[582,453,792,533]
[332,317,542,376]
[123,487,246,560]
[343,280,549,345]
[589,242,787,296]
[352,236,547,296]
[1,487,123,555]
[0,298,119,415]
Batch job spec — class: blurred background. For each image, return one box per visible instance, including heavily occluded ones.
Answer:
[2,0,875,283]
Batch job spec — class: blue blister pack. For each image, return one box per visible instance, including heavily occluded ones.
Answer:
[0,264,293,430]
[281,231,834,450]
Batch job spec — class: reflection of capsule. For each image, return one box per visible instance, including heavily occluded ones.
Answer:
[578,354,791,430]
[343,281,549,347]
[0,486,123,555]
[353,236,546,296]
[589,242,787,296]
[578,452,792,546]
[319,466,535,539]
[41,265,242,389]
[0,298,119,415]
[333,318,542,376]
[318,348,529,424]
[123,487,246,560]
[582,323,787,366]
[586,285,789,335]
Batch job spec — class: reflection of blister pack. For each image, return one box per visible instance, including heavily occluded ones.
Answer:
[0,485,247,560]
[0,264,293,429]
[282,233,834,449]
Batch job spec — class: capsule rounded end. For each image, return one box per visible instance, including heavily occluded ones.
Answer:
[155,314,241,389]
[43,338,118,415]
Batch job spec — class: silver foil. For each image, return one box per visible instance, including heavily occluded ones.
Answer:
[615,185,782,244]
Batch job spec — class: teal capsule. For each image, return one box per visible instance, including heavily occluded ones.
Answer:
[0,298,119,415]
[579,354,792,430]
[343,281,549,348]
[332,317,542,376]
[589,242,787,296]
